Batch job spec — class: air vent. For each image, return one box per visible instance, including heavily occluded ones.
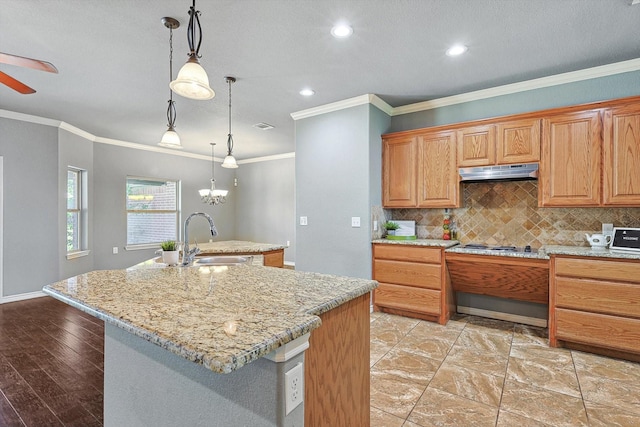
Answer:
[253,122,275,130]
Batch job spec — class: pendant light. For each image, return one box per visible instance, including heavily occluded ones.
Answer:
[221,76,238,169]
[159,17,183,149]
[170,0,215,100]
[199,143,228,205]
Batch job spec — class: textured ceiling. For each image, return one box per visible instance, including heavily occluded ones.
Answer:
[1,0,639,159]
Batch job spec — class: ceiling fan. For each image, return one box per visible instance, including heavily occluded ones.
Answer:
[0,52,58,94]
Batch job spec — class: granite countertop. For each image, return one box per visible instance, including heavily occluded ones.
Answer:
[543,245,640,260]
[372,238,459,248]
[445,245,550,260]
[43,264,377,374]
[196,240,287,254]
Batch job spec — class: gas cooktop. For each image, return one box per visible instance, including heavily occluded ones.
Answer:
[463,244,533,253]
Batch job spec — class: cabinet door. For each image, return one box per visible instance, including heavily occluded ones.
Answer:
[539,110,602,207]
[417,131,459,208]
[457,125,495,167]
[382,136,417,207]
[496,118,541,164]
[603,104,640,206]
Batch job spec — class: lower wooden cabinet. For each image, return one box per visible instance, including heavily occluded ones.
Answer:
[262,249,284,267]
[550,255,640,359]
[372,244,453,324]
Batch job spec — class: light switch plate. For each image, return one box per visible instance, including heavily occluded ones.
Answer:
[299,216,308,226]
[351,217,361,227]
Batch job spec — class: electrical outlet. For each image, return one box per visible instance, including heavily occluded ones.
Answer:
[299,216,308,226]
[285,362,304,415]
[286,240,290,246]
[373,220,378,231]
[351,217,361,228]
[112,247,118,254]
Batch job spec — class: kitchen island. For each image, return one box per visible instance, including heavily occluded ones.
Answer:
[196,240,287,267]
[43,262,376,426]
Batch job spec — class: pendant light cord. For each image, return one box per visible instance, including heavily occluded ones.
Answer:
[227,78,234,154]
[166,25,177,129]
[211,143,215,181]
[187,0,203,58]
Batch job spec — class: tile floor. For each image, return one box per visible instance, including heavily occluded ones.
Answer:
[369,312,640,427]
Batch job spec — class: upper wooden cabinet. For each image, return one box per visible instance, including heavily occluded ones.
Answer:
[382,135,417,207]
[603,104,640,206]
[539,110,602,207]
[382,131,459,208]
[457,119,540,167]
[457,125,496,167]
[418,130,459,208]
[496,118,541,164]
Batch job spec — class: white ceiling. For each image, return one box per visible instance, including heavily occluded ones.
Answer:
[1,0,640,160]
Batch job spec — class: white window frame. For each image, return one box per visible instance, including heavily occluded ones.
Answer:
[125,176,181,250]
[66,167,90,260]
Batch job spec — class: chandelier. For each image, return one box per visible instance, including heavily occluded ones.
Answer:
[221,76,238,168]
[199,143,228,205]
[170,0,215,100]
[158,17,182,149]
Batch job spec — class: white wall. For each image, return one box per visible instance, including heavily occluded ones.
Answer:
[234,157,295,264]
[0,118,59,298]
[295,104,390,278]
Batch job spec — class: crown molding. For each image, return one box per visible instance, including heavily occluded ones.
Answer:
[392,58,640,116]
[59,121,97,141]
[0,109,61,127]
[290,94,392,120]
[94,136,211,161]
[237,152,295,165]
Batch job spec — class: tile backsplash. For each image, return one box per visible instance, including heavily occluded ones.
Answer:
[387,181,640,248]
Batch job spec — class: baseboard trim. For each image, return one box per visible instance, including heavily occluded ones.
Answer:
[1,291,48,304]
[457,305,548,328]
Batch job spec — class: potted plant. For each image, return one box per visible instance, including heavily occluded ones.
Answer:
[160,240,179,266]
[383,221,400,236]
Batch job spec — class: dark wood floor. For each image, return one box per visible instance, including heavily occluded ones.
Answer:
[0,297,104,426]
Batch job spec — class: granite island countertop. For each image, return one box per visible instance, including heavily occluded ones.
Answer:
[196,240,287,254]
[43,264,377,374]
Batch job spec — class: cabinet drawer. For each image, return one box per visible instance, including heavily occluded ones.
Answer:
[374,283,440,316]
[373,259,441,290]
[555,257,640,284]
[556,277,640,318]
[555,308,640,353]
[373,244,441,263]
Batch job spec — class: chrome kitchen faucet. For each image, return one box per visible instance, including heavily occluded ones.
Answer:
[182,212,218,266]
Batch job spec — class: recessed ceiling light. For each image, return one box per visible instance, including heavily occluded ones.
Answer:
[299,88,315,96]
[446,44,468,56]
[331,23,353,38]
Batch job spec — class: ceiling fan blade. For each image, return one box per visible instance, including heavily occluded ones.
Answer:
[0,71,36,94]
[0,52,58,73]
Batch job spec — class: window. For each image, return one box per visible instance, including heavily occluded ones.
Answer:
[67,167,88,257]
[126,177,180,247]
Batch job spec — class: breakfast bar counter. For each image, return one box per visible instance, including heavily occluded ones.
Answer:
[43,263,377,426]
[197,240,288,267]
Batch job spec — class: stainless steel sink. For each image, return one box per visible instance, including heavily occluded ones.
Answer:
[194,256,253,266]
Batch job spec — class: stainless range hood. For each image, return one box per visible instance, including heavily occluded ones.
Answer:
[459,163,538,182]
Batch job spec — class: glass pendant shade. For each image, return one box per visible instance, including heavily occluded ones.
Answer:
[221,154,238,169]
[159,128,182,149]
[170,58,215,100]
